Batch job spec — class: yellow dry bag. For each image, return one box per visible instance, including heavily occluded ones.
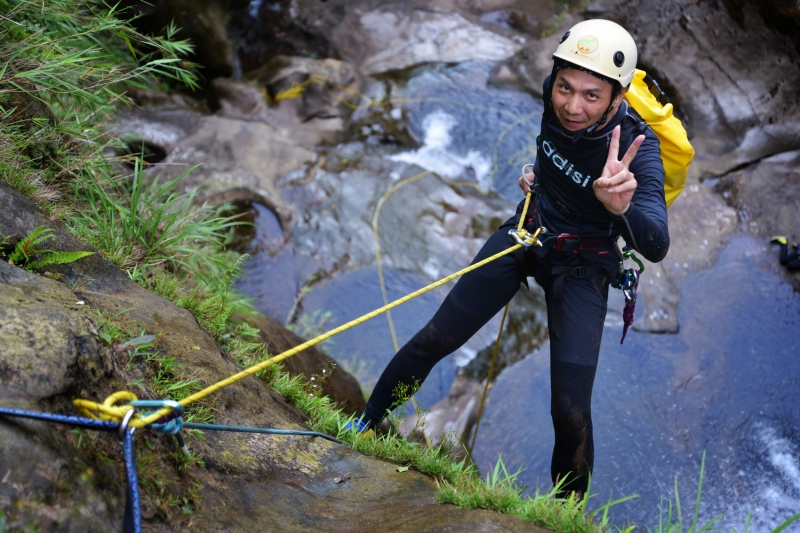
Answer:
[624,69,695,208]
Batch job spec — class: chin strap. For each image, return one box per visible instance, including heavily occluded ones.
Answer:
[564,100,615,144]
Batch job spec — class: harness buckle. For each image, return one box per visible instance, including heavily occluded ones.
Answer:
[554,233,580,252]
[508,226,546,248]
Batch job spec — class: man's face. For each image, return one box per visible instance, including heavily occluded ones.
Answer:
[551,68,624,132]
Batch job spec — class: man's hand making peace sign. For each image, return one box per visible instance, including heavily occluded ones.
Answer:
[592,125,645,216]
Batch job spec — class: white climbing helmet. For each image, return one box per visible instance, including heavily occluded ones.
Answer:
[552,19,638,88]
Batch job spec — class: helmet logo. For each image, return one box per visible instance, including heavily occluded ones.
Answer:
[577,35,598,54]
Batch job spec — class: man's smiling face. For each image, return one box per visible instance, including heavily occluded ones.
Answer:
[551,68,625,132]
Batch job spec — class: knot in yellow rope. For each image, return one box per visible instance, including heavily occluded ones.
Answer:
[74,391,139,424]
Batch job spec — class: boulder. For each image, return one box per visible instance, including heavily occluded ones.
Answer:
[248,56,366,122]
[397,375,484,460]
[113,107,315,227]
[205,56,378,144]
[715,149,800,289]
[592,0,800,171]
[291,0,521,75]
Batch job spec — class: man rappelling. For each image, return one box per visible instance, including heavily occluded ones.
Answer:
[349,19,676,497]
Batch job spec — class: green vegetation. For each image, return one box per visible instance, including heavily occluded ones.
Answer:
[0,225,93,271]
[3,2,800,533]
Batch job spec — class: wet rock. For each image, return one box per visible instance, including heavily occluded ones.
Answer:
[0,265,106,401]
[245,313,367,416]
[715,149,800,290]
[114,107,314,227]
[356,7,521,75]
[632,173,738,334]
[208,77,271,121]
[3,168,552,533]
[248,56,366,123]
[279,143,513,284]
[291,1,520,75]
[0,182,131,293]
[204,55,380,144]
[229,0,337,74]
[397,375,484,459]
[598,0,800,169]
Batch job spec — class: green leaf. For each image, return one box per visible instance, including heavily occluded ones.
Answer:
[26,250,94,271]
[119,334,156,348]
[396,466,409,473]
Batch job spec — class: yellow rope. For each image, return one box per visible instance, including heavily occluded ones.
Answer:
[371,172,489,444]
[469,168,533,450]
[75,219,543,428]
[372,171,433,352]
[470,302,508,451]
[76,73,543,429]
[372,173,490,352]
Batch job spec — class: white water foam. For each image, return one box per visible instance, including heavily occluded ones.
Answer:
[722,423,800,531]
[389,110,492,190]
[761,425,800,493]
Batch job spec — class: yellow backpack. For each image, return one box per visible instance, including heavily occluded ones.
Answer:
[624,69,695,208]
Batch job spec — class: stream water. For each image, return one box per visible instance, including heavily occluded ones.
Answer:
[471,236,800,529]
[232,60,800,530]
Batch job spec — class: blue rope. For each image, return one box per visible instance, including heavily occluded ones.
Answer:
[127,399,344,445]
[121,427,141,533]
[183,422,344,445]
[0,407,141,533]
[0,407,119,431]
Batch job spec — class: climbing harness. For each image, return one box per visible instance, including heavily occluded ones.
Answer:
[612,239,645,344]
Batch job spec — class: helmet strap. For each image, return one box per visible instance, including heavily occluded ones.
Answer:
[559,100,615,144]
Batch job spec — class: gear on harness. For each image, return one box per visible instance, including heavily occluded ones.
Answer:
[612,240,644,344]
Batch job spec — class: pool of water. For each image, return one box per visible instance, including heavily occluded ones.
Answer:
[471,236,800,531]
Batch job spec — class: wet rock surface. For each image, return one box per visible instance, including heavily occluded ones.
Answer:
[597,0,800,168]
[0,183,547,531]
[290,0,522,75]
[114,106,314,226]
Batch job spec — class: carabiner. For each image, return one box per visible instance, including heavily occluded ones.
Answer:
[128,399,185,417]
[118,406,136,442]
[508,226,546,248]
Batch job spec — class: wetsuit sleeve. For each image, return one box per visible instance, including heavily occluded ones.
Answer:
[612,129,670,262]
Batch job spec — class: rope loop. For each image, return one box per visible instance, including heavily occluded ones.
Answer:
[74,393,185,429]
[508,226,546,248]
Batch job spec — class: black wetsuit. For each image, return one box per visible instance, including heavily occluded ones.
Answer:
[361,81,669,494]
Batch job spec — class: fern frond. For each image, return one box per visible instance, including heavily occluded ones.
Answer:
[26,251,95,271]
[10,226,54,263]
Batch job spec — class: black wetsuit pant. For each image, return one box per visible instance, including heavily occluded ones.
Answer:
[361,223,614,494]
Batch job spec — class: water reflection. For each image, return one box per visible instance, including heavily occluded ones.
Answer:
[235,202,297,322]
